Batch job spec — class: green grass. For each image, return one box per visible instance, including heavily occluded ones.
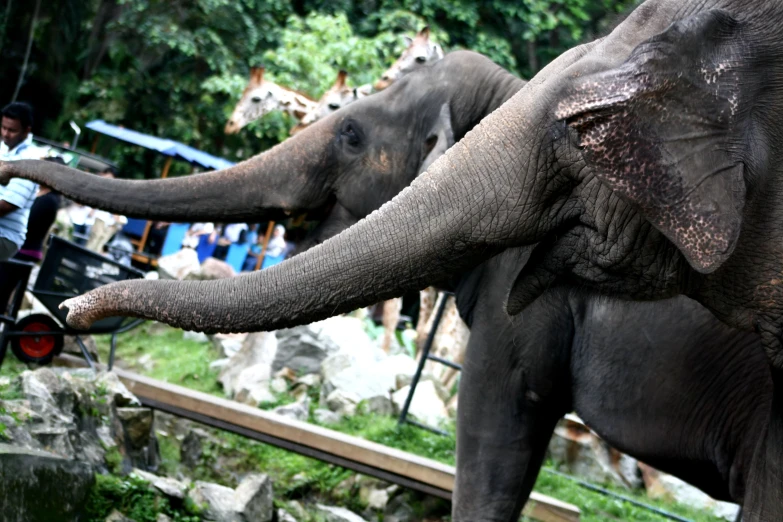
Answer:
[93,323,223,395]
[5,323,729,521]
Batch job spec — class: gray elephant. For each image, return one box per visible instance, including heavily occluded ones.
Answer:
[453,249,769,520]
[2,41,780,518]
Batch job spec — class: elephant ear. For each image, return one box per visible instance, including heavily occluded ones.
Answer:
[419,104,455,174]
[556,10,748,274]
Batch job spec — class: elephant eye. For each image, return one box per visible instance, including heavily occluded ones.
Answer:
[340,122,361,147]
[415,56,427,64]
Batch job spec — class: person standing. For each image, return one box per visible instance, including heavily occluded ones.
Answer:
[0,102,44,261]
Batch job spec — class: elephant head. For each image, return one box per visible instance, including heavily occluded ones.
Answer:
[1,50,521,255]
[374,26,444,91]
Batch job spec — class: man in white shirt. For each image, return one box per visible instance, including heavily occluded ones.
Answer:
[0,102,44,260]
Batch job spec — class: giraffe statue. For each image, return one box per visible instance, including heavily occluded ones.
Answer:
[290,70,372,134]
[224,66,317,134]
[374,26,444,91]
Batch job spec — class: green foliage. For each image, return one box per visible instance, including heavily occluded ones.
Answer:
[82,473,201,522]
[3,0,641,178]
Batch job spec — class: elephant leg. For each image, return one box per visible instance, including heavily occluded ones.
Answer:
[453,296,572,521]
[380,298,401,353]
[742,369,783,521]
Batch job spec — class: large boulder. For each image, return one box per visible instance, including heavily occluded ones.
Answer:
[547,415,642,489]
[274,316,378,376]
[640,463,740,521]
[196,258,237,280]
[321,353,415,406]
[0,443,94,522]
[158,249,201,280]
[188,481,241,522]
[219,332,278,406]
[313,504,368,522]
[234,473,274,522]
[391,380,448,427]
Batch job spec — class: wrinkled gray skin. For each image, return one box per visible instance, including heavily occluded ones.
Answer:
[4,3,783,518]
[454,251,770,520]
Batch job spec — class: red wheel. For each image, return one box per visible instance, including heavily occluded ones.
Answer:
[11,314,63,365]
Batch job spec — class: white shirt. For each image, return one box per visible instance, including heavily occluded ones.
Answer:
[0,134,46,161]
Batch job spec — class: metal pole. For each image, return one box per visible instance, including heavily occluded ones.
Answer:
[398,292,448,426]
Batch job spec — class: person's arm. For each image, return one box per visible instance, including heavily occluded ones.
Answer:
[0,199,19,217]
[0,178,35,216]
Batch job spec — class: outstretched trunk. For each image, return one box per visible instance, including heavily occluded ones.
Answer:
[0,127,333,223]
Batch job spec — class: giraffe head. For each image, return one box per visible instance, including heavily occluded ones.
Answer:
[374,26,444,91]
[292,70,371,134]
[225,66,316,134]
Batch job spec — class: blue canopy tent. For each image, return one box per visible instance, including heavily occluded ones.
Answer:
[85,120,249,266]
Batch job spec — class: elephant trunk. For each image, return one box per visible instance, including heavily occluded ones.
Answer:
[60,123,518,331]
[0,125,333,223]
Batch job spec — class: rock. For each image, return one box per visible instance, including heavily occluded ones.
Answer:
[547,417,641,489]
[156,515,172,522]
[210,358,231,370]
[132,468,188,500]
[383,495,416,522]
[294,374,321,388]
[106,510,136,522]
[114,407,158,471]
[97,372,140,408]
[273,327,338,376]
[639,463,740,521]
[277,508,298,522]
[218,333,274,395]
[273,397,310,422]
[361,396,394,417]
[158,249,201,280]
[0,443,94,522]
[313,408,342,426]
[145,271,160,280]
[313,504,368,522]
[197,257,236,280]
[270,377,289,394]
[234,380,276,407]
[391,381,448,427]
[213,333,250,359]
[22,369,75,417]
[234,473,274,522]
[183,331,210,343]
[180,428,211,469]
[188,481,241,522]
[325,389,360,417]
[360,483,390,510]
[322,353,415,407]
[29,425,75,458]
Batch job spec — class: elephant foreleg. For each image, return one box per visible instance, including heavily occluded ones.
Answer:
[452,301,571,521]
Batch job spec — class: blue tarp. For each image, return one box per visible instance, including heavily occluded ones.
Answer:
[86,120,235,171]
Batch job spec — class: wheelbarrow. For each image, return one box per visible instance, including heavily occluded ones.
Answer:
[0,236,146,371]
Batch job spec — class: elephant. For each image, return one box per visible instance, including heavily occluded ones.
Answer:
[3,37,780,520]
[452,248,769,520]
